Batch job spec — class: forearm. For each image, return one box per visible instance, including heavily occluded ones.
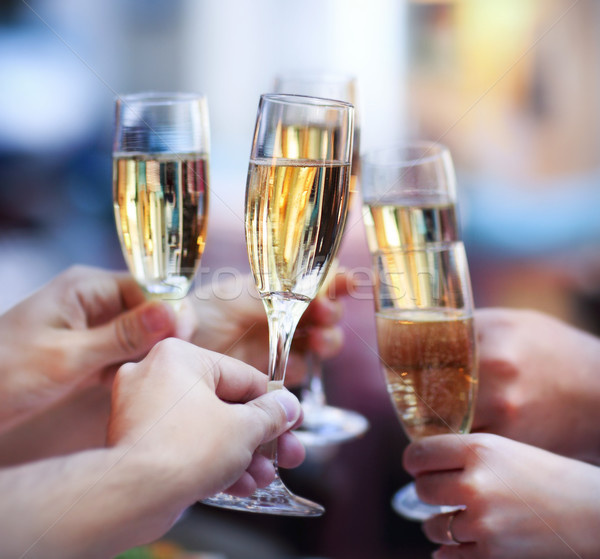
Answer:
[0,448,187,559]
[0,386,112,467]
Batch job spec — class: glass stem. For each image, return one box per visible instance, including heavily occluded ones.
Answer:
[263,296,308,465]
[301,352,327,409]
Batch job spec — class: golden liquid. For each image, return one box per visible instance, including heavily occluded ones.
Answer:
[245,159,350,301]
[362,200,458,252]
[348,129,360,206]
[376,310,477,440]
[113,153,209,299]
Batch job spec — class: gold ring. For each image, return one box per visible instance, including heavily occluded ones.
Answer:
[446,511,461,545]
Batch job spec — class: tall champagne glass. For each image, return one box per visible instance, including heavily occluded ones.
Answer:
[372,243,477,521]
[202,93,354,516]
[113,92,210,304]
[362,143,478,521]
[273,73,368,446]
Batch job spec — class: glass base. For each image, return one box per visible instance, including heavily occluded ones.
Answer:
[201,474,324,517]
[391,482,463,522]
[294,404,369,447]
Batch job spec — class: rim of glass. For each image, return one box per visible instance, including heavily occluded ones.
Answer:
[117,91,206,105]
[364,141,450,166]
[260,93,353,110]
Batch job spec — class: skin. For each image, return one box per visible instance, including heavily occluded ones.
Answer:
[188,273,349,386]
[402,308,600,557]
[473,308,600,464]
[404,433,600,559]
[0,265,347,462]
[0,339,304,559]
[0,265,343,555]
[0,265,179,433]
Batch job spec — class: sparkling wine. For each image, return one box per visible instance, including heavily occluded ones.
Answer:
[376,309,477,440]
[349,128,360,204]
[362,197,458,252]
[113,153,209,299]
[245,158,350,301]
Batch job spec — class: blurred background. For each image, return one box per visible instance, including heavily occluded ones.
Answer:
[1,0,600,558]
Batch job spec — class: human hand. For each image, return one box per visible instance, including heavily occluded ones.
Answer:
[404,433,600,559]
[187,272,351,385]
[0,340,304,559]
[0,265,181,432]
[473,308,600,463]
[107,338,305,502]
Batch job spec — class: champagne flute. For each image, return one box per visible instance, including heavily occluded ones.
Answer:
[202,93,354,516]
[362,143,478,521]
[273,72,369,446]
[113,92,210,304]
[372,243,477,521]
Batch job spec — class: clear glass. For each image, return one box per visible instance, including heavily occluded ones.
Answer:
[273,73,369,446]
[112,92,210,304]
[372,243,478,521]
[202,93,354,516]
[362,142,476,521]
[361,142,458,254]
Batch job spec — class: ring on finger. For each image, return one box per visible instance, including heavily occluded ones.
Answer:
[446,510,462,545]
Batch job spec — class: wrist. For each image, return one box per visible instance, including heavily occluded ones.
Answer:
[57,447,187,558]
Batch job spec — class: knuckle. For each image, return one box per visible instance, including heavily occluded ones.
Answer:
[147,337,182,360]
[60,265,95,286]
[252,398,284,440]
[115,314,141,354]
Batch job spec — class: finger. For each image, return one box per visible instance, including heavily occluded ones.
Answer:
[143,343,272,404]
[423,511,464,545]
[114,272,150,310]
[222,471,258,497]
[223,424,305,496]
[277,431,306,469]
[307,326,344,359]
[242,389,303,444]
[302,297,344,327]
[210,352,270,402]
[83,301,178,368]
[416,470,465,507]
[322,270,355,299]
[65,267,142,327]
[172,297,197,342]
[244,453,275,488]
[403,435,470,475]
[142,342,271,403]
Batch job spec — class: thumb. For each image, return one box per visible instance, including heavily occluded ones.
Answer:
[84,300,177,368]
[244,389,303,445]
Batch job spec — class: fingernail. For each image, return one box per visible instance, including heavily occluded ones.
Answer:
[273,390,301,423]
[141,303,172,333]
